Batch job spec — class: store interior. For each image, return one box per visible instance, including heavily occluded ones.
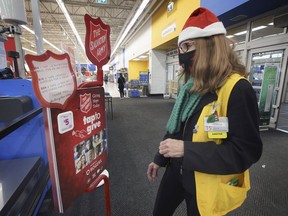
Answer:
[1,0,288,215]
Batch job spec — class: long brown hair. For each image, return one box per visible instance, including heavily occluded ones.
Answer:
[182,35,248,95]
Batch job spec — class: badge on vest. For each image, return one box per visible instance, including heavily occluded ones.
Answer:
[204,110,228,139]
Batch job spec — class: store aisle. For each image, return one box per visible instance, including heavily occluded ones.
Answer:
[103,81,121,98]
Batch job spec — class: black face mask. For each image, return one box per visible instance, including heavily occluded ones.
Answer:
[179,50,196,72]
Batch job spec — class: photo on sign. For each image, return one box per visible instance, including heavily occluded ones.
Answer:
[73,128,107,174]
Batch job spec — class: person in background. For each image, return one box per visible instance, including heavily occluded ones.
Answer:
[118,73,125,99]
[125,80,129,98]
[147,7,262,216]
[104,73,108,85]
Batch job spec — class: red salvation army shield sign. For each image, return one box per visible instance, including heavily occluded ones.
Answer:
[80,14,111,88]
[84,14,111,68]
[80,93,92,113]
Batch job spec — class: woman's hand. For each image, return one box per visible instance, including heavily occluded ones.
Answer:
[147,162,160,181]
[159,138,184,158]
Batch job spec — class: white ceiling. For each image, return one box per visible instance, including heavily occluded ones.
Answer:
[1,0,159,64]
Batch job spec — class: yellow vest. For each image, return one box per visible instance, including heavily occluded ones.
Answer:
[193,74,250,216]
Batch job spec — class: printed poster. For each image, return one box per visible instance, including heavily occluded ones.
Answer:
[50,87,107,210]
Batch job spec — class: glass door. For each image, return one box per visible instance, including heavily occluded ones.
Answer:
[277,61,288,132]
[247,45,288,129]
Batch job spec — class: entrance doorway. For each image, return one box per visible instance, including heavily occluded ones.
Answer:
[247,45,288,132]
[277,62,288,132]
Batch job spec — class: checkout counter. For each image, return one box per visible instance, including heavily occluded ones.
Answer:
[0,79,50,216]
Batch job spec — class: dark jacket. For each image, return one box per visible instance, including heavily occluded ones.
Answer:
[154,79,262,179]
[118,76,125,89]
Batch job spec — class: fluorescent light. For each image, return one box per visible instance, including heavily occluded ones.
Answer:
[111,0,151,56]
[21,25,62,53]
[272,53,282,58]
[234,30,247,36]
[226,35,234,38]
[253,54,270,60]
[268,22,274,26]
[251,26,267,31]
[21,37,36,47]
[23,47,37,54]
[43,38,62,52]
[21,25,35,34]
[139,55,147,59]
[133,58,140,61]
[232,25,267,37]
[56,0,85,52]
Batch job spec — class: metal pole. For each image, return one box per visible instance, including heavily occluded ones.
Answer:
[13,24,25,77]
[31,0,45,54]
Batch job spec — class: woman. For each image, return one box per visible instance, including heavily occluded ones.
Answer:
[147,7,262,216]
[118,73,126,99]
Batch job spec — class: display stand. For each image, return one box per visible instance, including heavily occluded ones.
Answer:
[86,169,111,216]
[129,79,141,97]
[139,72,149,97]
[105,92,113,119]
[23,14,112,213]
[250,61,280,128]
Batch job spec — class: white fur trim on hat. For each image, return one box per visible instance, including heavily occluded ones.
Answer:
[178,22,226,45]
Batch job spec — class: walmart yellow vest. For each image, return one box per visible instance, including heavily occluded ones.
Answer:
[193,74,250,216]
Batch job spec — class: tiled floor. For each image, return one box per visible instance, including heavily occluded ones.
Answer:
[103,81,121,98]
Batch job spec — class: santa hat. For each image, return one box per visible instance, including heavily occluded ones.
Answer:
[178,7,226,45]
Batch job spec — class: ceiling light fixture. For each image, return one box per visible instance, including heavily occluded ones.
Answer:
[23,47,37,54]
[234,30,247,36]
[21,25,62,53]
[226,35,234,38]
[251,26,267,31]
[111,0,151,57]
[43,38,63,52]
[56,0,85,52]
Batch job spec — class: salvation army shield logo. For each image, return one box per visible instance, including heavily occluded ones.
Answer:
[89,23,107,62]
[80,93,92,113]
[84,14,111,67]
[79,14,111,88]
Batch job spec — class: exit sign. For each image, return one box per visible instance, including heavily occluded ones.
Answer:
[96,0,107,4]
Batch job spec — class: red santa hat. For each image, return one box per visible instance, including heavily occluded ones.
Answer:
[178,7,226,45]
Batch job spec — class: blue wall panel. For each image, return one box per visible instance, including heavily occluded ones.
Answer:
[0,79,48,163]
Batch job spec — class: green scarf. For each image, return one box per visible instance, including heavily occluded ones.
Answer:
[166,78,201,134]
